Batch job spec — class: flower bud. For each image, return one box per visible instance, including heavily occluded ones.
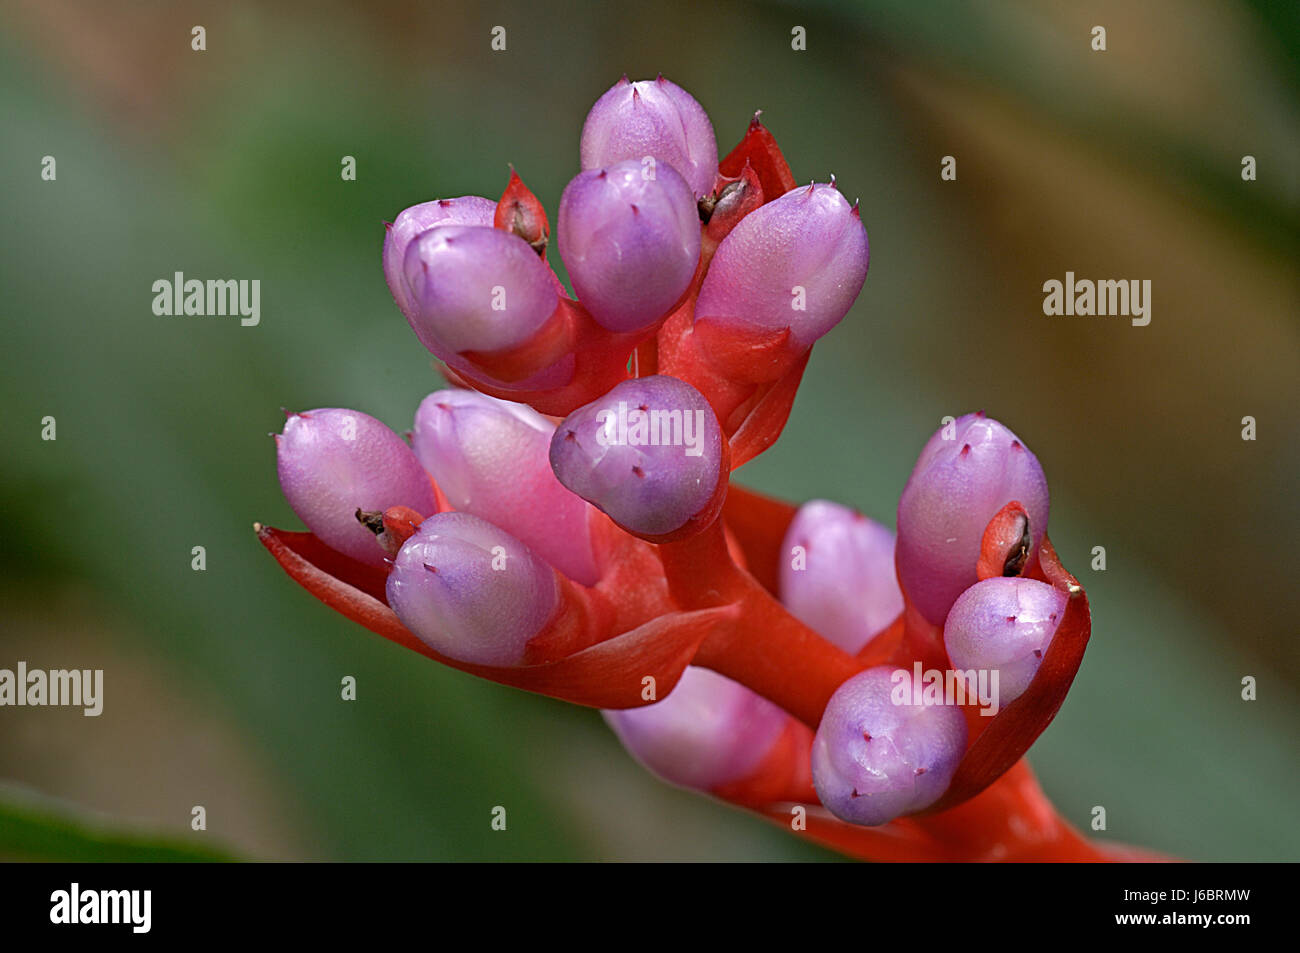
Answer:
[401,225,558,357]
[603,667,787,791]
[557,159,701,333]
[580,75,718,199]
[943,577,1067,705]
[694,182,868,350]
[411,389,599,585]
[383,196,496,323]
[549,376,723,538]
[812,666,967,827]
[276,408,438,568]
[896,413,1050,625]
[385,512,560,666]
[779,501,903,654]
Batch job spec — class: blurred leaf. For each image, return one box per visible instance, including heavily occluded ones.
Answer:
[0,791,237,862]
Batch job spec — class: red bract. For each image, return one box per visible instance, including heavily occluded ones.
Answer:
[257,86,1165,862]
[717,112,797,206]
[494,167,550,255]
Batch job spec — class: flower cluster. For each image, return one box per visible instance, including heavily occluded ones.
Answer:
[257,75,1154,862]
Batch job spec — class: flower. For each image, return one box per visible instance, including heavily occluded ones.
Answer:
[411,388,600,585]
[399,225,558,359]
[695,181,869,352]
[896,412,1050,625]
[603,666,790,791]
[548,375,724,540]
[383,196,497,322]
[779,500,902,654]
[943,576,1068,705]
[812,666,967,826]
[557,159,701,333]
[580,75,718,199]
[255,74,1160,863]
[275,408,437,567]
[386,512,561,666]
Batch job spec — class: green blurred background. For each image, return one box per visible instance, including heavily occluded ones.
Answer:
[1,0,1296,861]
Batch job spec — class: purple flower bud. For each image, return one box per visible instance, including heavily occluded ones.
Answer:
[812,666,967,827]
[695,182,869,350]
[603,667,787,791]
[779,501,903,654]
[385,512,560,666]
[549,375,723,538]
[580,76,718,199]
[401,225,558,357]
[411,389,600,586]
[383,196,496,323]
[276,408,438,568]
[557,159,701,333]
[896,413,1050,625]
[943,577,1067,705]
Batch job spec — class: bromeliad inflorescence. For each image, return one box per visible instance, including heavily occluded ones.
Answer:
[256,75,1157,862]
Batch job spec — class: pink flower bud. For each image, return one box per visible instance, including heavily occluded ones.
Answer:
[580,75,718,199]
[603,667,787,791]
[812,666,967,826]
[549,376,724,538]
[695,182,868,350]
[943,577,1067,705]
[557,159,701,332]
[896,413,1050,625]
[385,512,560,666]
[383,196,496,323]
[779,501,903,654]
[276,408,437,567]
[401,225,558,357]
[411,389,600,585]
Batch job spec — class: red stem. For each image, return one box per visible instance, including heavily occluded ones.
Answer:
[658,519,864,728]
